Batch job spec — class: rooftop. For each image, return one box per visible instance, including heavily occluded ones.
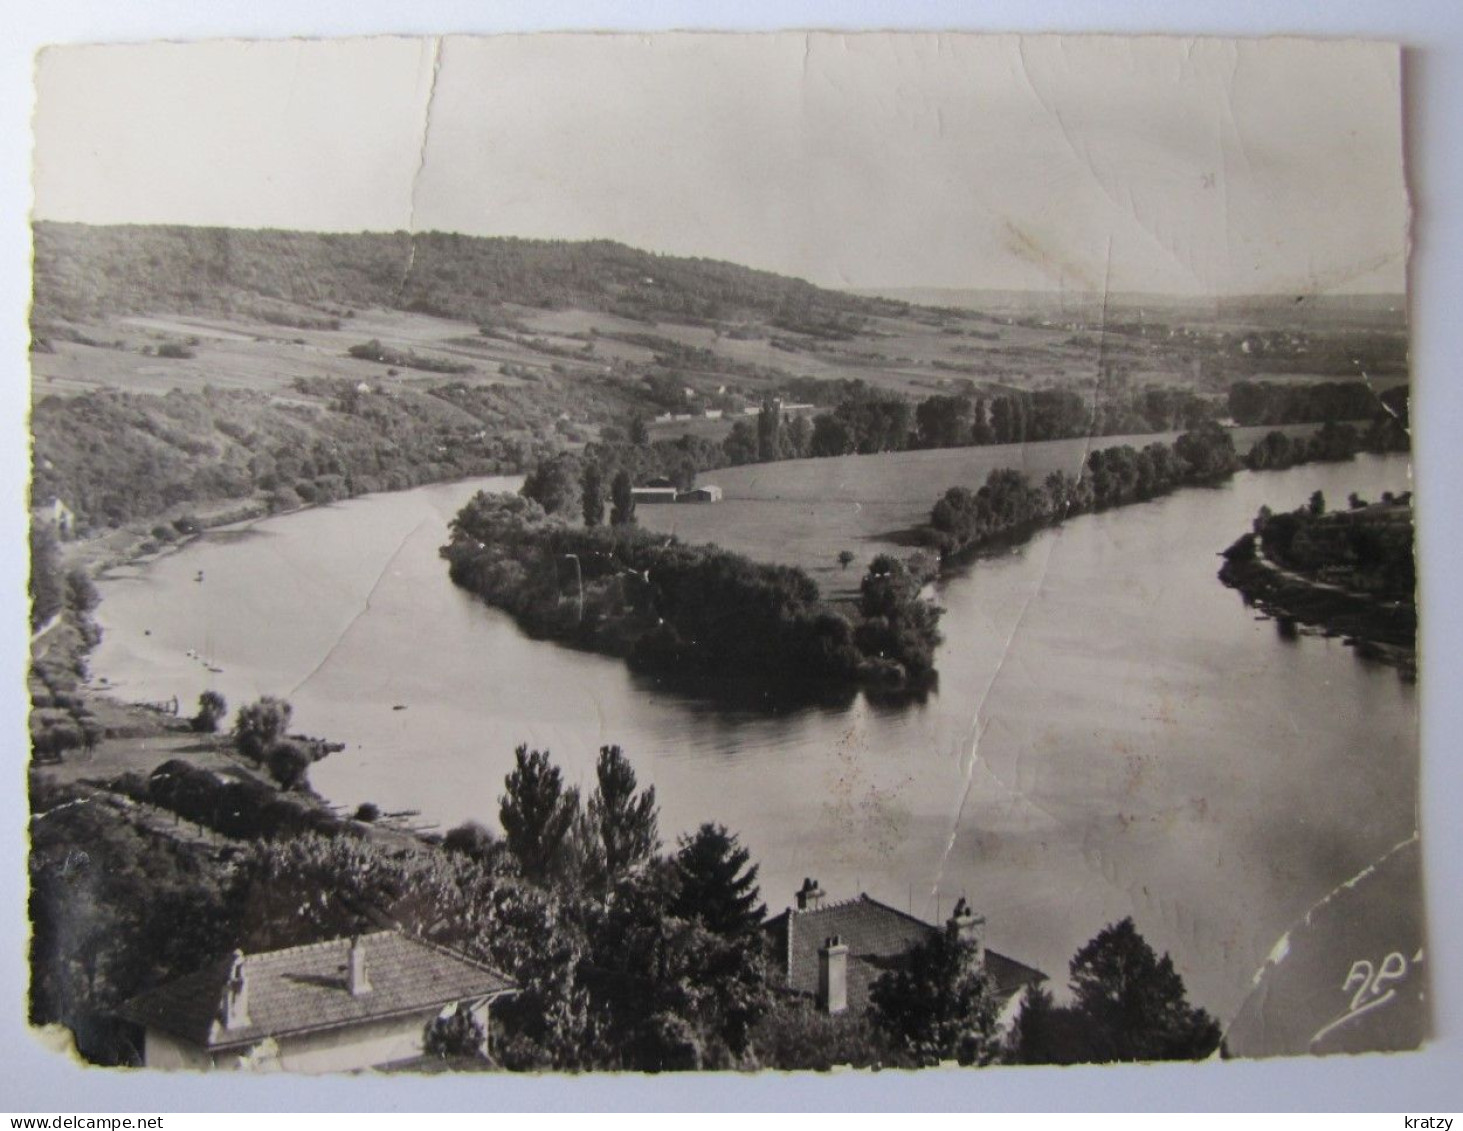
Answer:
[118,931,515,1052]
[764,893,1046,1014]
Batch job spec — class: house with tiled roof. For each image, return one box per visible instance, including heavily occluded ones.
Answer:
[763,879,1046,1022]
[118,931,516,1072]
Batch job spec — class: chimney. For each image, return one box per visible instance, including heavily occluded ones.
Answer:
[348,935,373,996]
[795,877,825,911]
[221,950,250,1030]
[947,898,986,968]
[817,935,848,1015]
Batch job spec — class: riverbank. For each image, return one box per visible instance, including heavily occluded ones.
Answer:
[1217,551,1416,676]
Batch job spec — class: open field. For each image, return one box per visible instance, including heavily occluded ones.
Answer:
[30,296,1159,405]
[30,306,567,400]
[637,424,1327,600]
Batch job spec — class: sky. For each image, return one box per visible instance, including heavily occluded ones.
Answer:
[30,32,1407,295]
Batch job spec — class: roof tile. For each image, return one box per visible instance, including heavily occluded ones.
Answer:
[119,932,515,1051]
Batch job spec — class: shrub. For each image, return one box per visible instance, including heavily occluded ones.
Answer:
[191,690,227,734]
[233,696,293,760]
[424,1005,486,1060]
[267,739,312,790]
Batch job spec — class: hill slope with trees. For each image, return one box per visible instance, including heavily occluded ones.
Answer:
[32,222,903,327]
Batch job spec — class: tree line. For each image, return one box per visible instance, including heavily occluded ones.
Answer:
[926,424,1243,558]
[573,375,1402,500]
[1228,379,1408,429]
[924,415,1406,564]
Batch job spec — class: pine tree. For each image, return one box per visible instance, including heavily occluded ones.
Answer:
[671,823,765,937]
[584,745,659,891]
[499,745,581,885]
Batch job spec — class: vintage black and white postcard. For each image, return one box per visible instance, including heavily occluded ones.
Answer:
[22,30,1425,1081]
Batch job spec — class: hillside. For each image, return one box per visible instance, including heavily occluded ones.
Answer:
[28,223,1407,539]
[32,222,902,328]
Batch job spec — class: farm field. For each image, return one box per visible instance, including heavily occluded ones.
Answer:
[30,279,1232,410]
[636,424,1327,600]
[29,306,556,400]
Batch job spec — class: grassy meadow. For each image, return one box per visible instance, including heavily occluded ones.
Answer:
[637,424,1323,600]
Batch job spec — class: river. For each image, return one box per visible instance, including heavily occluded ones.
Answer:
[91,453,1418,1044]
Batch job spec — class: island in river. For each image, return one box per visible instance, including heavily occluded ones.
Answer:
[1219,494,1416,674]
[440,489,943,700]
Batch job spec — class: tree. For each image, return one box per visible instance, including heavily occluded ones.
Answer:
[1308,489,1326,517]
[232,696,293,760]
[521,453,582,517]
[784,414,812,459]
[671,823,765,937]
[65,568,100,614]
[266,739,312,791]
[1067,917,1221,1062]
[1173,422,1239,484]
[868,916,1000,1066]
[915,394,973,449]
[587,859,770,1069]
[610,469,637,527]
[837,550,856,571]
[29,523,64,631]
[809,413,854,458]
[722,420,758,465]
[855,554,943,680]
[499,745,581,885]
[191,690,227,734]
[583,745,659,893]
[628,415,650,446]
[581,462,606,527]
[424,1003,487,1060]
[756,398,782,462]
[1004,982,1110,1066]
[1006,983,1060,1064]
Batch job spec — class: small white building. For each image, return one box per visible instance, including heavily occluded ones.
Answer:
[631,477,680,504]
[119,931,516,1073]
